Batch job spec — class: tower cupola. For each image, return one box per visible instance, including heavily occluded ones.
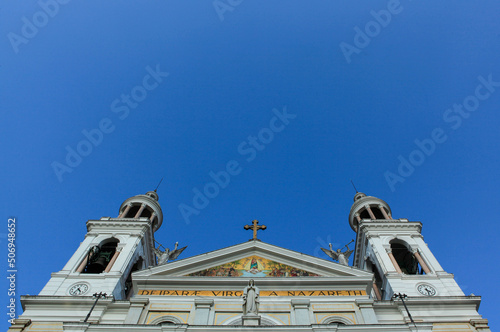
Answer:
[118,191,163,232]
[348,192,392,232]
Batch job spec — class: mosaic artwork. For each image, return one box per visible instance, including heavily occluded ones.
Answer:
[186,256,320,277]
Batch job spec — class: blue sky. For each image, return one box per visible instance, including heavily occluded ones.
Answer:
[1,0,499,330]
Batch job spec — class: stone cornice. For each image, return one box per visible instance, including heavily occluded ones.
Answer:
[385,272,455,281]
[133,276,374,290]
[86,218,152,233]
[395,295,482,311]
[133,241,373,279]
[358,220,422,233]
[61,323,433,331]
[21,295,115,311]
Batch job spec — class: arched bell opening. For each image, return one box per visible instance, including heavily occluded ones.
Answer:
[371,206,385,219]
[141,208,152,219]
[82,238,119,274]
[124,257,143,299]
[359,209,371,219]
[358,206,388,220]
[390,240,424,275]
[122,203,154,219]
[126,205,141,218]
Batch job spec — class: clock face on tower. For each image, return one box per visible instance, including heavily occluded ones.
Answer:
[417,283,437,296]
[68,283,90,296]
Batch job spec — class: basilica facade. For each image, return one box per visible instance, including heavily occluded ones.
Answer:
[9,191,491,331]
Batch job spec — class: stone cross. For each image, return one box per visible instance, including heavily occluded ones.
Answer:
[244,220,266,240]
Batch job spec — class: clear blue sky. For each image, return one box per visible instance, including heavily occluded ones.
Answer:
[1,0,499,330]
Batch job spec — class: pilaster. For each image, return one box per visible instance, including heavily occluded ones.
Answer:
[193,299,214,325]
[292,298,311,325]
[355,299,378,324]
[124,298,149,324]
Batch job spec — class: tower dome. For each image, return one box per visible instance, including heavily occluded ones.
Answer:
[348,192,392,232]
[117,191,163,232]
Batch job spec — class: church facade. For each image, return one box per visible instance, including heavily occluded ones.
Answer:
[9,191,491,331]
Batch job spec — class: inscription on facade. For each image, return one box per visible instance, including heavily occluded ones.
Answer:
[138,290,366,296]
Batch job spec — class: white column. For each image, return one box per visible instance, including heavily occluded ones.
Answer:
[134,204,146,218]
[118,204,132,218]
[379,205,390,219]
[365,205,376,219]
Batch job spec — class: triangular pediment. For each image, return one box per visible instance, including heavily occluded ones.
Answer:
[134,240,372,279]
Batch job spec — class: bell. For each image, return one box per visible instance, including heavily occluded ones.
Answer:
[86,256,108,273]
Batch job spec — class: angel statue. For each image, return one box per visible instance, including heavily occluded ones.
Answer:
[152,242,187,265]
[321,240,354,266]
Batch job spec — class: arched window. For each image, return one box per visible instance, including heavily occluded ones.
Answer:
[322,316,352,325]
[149,315,183,325]
[82,238,119,274]
[226,316,278,326]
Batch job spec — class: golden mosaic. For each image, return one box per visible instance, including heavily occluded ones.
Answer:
[186,255,320,277]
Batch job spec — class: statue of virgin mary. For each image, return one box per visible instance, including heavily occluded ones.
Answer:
[242,279,259,315]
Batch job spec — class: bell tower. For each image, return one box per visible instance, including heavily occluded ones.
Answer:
[349,192,464,300]
[39,191,163,300]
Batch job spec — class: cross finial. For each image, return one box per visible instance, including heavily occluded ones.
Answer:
[244,219,267,240]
